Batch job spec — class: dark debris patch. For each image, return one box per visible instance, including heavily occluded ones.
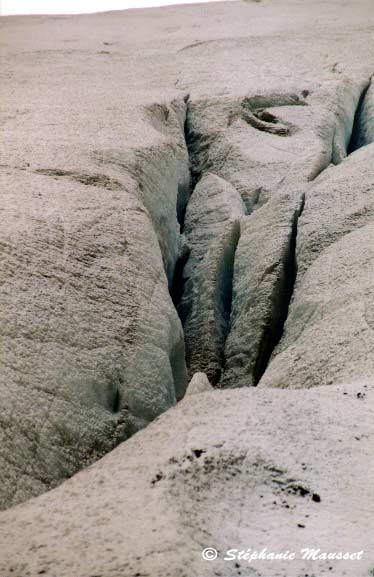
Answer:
[36,168,124,190]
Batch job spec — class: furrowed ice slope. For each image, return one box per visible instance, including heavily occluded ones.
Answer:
[2,1,374,575]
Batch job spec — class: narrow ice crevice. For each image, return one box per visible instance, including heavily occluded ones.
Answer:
[169,99,247,385]
[221,193,304,389]
[331,78,371,164]
[347,78,374,154]
[253,199,303,385]
[141,97,191,286]
[176,95,194,227]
